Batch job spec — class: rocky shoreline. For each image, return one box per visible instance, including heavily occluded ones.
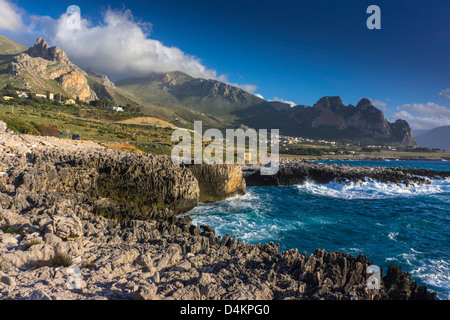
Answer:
[0,121,437,300]
[245,158,450,187]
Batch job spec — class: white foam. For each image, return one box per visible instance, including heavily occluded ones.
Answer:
[410,259,450,300]
[296,178,450,200]
[388,232,399,241]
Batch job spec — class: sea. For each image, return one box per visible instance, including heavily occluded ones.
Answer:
[185,160,450,299]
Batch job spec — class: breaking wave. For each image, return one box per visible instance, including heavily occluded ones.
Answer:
[186,162,450,299]
[295,178,450,200]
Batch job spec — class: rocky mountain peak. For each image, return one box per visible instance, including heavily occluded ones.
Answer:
[86,67,115,88]
[6,36,97,102]
[26,37,69,63]
[356,98,374,110]
[313,96,345,111]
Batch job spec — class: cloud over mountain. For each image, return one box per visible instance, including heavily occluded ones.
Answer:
[393,102,450,130]
[0,0,24,31]
[0,1,257,91]
[48,8,223,82]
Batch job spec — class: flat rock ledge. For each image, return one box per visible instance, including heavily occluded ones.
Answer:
[0,124,436,300]
[245,158,450,187]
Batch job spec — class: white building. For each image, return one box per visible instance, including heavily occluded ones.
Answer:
[16,91,28,99]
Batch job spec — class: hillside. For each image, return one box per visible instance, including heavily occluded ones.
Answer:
[233,95,417,147]
[415,126,450,151]
[116,71,263,122]
[117,73,416,146]
[0,34,27,57]
[0,35,417,147]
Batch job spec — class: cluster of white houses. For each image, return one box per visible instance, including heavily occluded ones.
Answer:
[280,135,337,146]
[280,134,398,150]
[2,91,77,105]
[2,92,124,112]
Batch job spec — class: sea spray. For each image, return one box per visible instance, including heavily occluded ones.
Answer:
[186,167,450,299]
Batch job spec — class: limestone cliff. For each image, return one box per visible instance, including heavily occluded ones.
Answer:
[311,97,415,144]
[7,38,97,102]
[0,124,246,221]
[0,123,436,301]
[184,163,246,202]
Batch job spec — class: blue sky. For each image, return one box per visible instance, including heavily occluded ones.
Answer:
[1,0,450,130]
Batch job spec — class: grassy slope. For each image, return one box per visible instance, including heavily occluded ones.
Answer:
[0,100,176,156]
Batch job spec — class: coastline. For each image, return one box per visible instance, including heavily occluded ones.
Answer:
[280,155,450,162]
[0,122,438,300]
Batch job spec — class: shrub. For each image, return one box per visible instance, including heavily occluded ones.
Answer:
[35,251,73,268]
[0,115,40,135]
[26,239,42,249]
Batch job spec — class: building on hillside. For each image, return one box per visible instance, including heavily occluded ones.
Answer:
[64,99,76,105]
[2,96,14,101]
[112,106,124,112]
[36,94,47,99]
[16,91,28,99]
[48,93,54,101]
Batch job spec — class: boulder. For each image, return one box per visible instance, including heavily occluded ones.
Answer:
[0,121,7,133]
[52,215,83,241]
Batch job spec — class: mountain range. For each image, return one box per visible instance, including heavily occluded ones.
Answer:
[415,126,450,151]
[0,35,416,147]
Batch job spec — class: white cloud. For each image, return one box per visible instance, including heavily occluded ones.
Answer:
[393,102,450,130]
[253,93,264,100]
[402,102,450,117]
[370,99,387,110]
[0,0,24,31]
[227,83,258,93]
[47,9,222,81]
[3,5,258,90]
[439,88,450,99]
[272,96,297,107]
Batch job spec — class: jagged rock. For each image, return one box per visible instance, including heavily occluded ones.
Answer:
[86,67,115,88]
[0,129,437,301]
[246,158,450,186]
[0,275,16,286]
[7,38,97,102]
[28,290,52,300]
[134,284,158,300]
[52,215,83,241]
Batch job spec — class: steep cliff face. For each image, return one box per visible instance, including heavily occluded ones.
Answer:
[184,163,246,202]
[7,38,97,102]
[311,97,391,137]
[0,125,246,221]
[285,97,417,147]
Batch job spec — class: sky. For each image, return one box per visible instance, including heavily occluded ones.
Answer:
[1,0,450,130]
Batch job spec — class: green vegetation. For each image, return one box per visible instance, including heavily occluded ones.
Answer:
[0,114,40,135]
[35,251,73,269]
[1,223,29,237]
[1,85,449,160]
[26,239,42,249]
[0,84,180,156]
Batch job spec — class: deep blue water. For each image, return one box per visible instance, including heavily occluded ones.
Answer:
[311,159,450,171]
[185,160,450,299]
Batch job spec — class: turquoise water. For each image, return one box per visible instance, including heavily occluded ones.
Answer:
[185,160,450,299]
